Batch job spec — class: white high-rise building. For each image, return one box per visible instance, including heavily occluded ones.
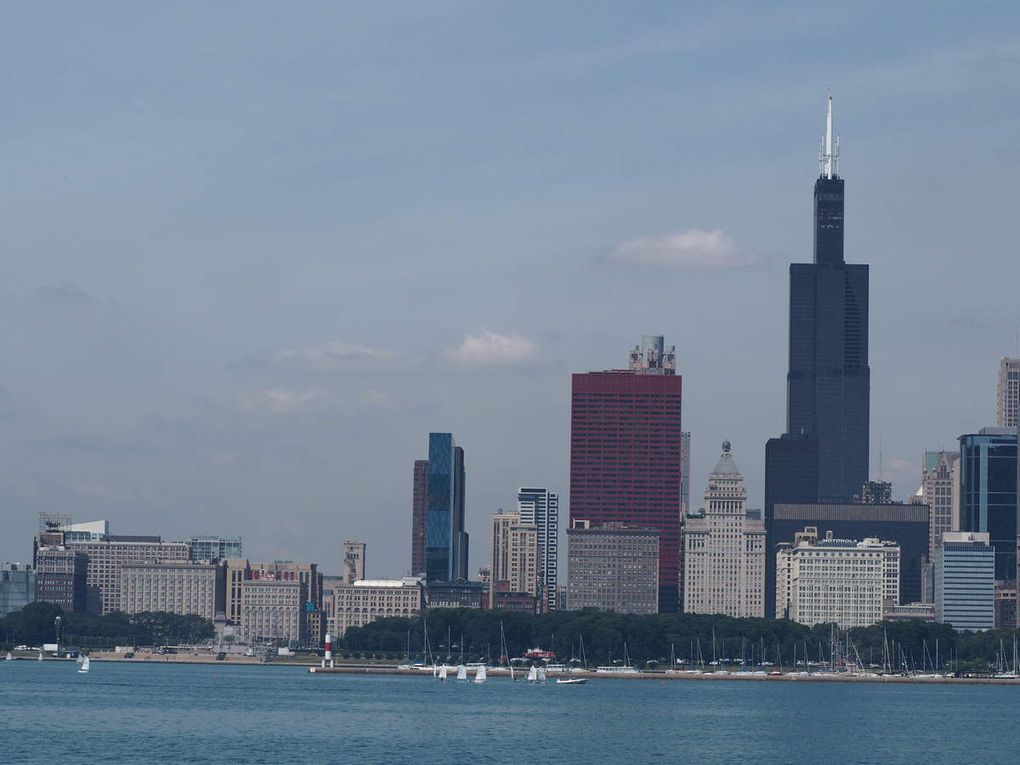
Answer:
[489,510,539,609]
[517,487,558,612]
[683,442,765,617]
[997,357,1020,428]
[935,532,995,631]
[776,528,900,628]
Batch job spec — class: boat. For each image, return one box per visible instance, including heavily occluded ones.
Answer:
[474,664,487,684]
[78,655,90,674]
[456,664,467,681]
[537,666,546,683]
[4,652,11,661]
[526,665,538,683]
[556,677,587,685]
[37,651,43,662]
[438,664,448,682]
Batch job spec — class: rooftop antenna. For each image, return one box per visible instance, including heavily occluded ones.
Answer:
[819,91,839,179]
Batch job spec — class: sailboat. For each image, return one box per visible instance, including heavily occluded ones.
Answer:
[78,655,90,674]
[527,665,538,683]
[474,664,487,684]
[499,621,515,682]
[537,666,546,683]
[456,664,467,681]
[4,652,12,661]
[438,664,448,682]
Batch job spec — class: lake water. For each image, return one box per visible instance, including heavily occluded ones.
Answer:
[1,661,1015,763]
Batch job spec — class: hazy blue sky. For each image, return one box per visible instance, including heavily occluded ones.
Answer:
[3,2,1020,576]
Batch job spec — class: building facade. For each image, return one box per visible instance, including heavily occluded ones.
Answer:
[776,528,899,628]
[997,357,1020,428]
[67,538,191,615]
[769,502,929,606]
[922,450,960,564]
[33,547,87,613]
[223,560,321,645]
[343,541,366,585]
[333,578,423,637]
[185,536,242,562]
[119,562,224,620]
[934,532,995,631]
[517,487,559,612]
[566,521,659,615]
[240,579,305,646]
[423,433,468,583]
[958,428,1017,581]
[410,459,429,576]
[570,335,683,612]
[0,563,35,617]
[683,442,765,618]
[488,510,538,609]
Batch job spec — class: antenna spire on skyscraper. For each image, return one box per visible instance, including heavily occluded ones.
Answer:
[819,91,839,179]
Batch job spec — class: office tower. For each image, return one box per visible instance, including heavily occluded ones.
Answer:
[958,428,1018,580]
[680,432,692,515]
[410,459,429,576]
[343,541,366,584]
[422,433,468,583]
[566,521,660,614]
[333,578,423,637]
[570,335,683,612]
[517,487,559,612]
[776,528,899,628]
[921,451,960,564]
[683,442,765,617]
[770,502,928,604]
[185,536,242,562]
[998,357,1020,428]
[488,510,539,610]
[934,532,995,631]
[785,94,870,503]
[33,547,87,613]
[0,563,35,616]
[119,562,224,620]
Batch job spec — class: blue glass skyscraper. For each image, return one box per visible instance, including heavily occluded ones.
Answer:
[425,433,468,583]
[959,428,1017,581]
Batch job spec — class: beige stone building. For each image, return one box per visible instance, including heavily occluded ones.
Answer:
[776,528,900,628]
[333,578,423,637]
[566,521,659,614]
[488,510,539,608]
[997,357,1020,428]
[223,559,321,646]
[920,450,960,563]
[67,539,190,615]
[241,579,304,646]
[683,442,765,618]
[119,562,224,620]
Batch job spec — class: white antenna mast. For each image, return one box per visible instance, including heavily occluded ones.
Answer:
[819,91,839,178]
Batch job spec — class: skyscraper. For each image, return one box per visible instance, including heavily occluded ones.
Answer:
[997,357,1020,428]
[570,335,683,612]
[424,433,468,583]
[683,442,765,618]
[765,94,872,611]
[958,428,1017,581]
[410,459,429,576]
[488,509,539,610]
[343,541,366,584]
[517,487,558,612]
[921,450,960,564]
[786,94,870,503]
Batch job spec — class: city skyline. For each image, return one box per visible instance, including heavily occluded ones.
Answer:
[2,4,1020,577]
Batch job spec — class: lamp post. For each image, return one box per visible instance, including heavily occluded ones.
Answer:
[54,615,63,655]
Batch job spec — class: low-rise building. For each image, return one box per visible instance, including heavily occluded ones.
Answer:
[776,528,901,629]
[935,532,995,631]
[333,578,423,637]
[566,521,659,615]
[119,562,224,620]
[426,580,486,609]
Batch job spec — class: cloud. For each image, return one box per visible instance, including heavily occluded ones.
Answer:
[445,331,540,366]
[273,341,393,371]
[604,229,758,270]
[238,388,332,414]
[35,284,95,304]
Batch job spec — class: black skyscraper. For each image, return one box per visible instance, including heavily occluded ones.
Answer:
[782,94,870,504]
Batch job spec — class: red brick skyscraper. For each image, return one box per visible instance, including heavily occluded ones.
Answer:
[570,336,683,612]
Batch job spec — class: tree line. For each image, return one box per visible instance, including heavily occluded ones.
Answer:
[0,602,214,649]
[342,608,1020,672]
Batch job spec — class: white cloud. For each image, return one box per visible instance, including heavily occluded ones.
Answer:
[273,341,392,371]
[445,331,540,366]
[604,228,758,270]
[239,388,331,413]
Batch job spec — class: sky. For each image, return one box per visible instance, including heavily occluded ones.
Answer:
[3,1,1020,576]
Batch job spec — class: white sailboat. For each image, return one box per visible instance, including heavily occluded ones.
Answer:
[537,666,546,683]
[556,676,587,685]
[78,655,90,674]
[4,652,12,661]
[526,665,538,683]
[456,664,467,681]
[438,664,448,682]
[474,664,487,684]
